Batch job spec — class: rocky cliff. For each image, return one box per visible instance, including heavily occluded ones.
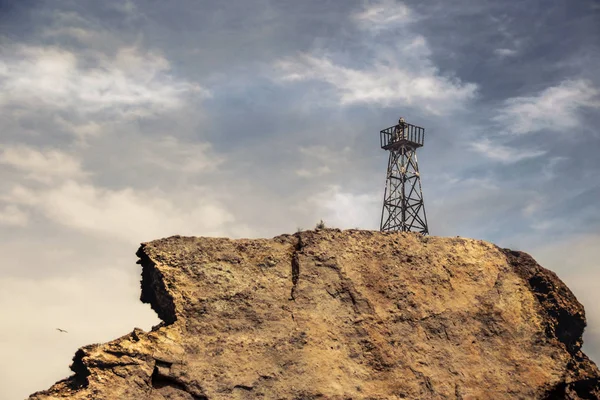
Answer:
[30,230,600,399]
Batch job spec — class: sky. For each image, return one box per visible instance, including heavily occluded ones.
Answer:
[0,0,599,398]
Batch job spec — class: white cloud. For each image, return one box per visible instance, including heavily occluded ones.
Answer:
[41,10,141,56]
[541,156,567,180]
[275,53,476,114]
[54,118,105,140]
[0,185,39,207]
[0,8,230,244]
[273,2,477,115]
[294,145,350,178]
[0,205,29,227]
[5,179,237,244]
[142,136,224,174]
[0,9,225,241]
[295,166,332,178]
[43,26,98,43]
[305,185,380,230]
[522,196,545,217]
[0,145,88,183]
[494,48,517,58]
[352,0,412,31]
[494,79,600,134]
[470,138,546,163]
[30,182,234,243]
[0,45,209,124]
[110,0,138,17]
[0,143,237,243]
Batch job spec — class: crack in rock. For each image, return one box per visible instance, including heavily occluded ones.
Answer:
[290,233,304,301]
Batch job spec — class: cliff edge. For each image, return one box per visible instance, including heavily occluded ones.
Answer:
[30,230,600,399]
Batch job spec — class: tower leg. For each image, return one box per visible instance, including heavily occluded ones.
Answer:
[380,146,429,234]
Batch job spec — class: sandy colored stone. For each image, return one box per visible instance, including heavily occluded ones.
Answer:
[30,230,600,399]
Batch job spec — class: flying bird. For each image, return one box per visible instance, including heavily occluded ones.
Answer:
[56,328,68,333]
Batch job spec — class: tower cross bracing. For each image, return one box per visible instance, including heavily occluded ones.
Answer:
[379,118,429,234]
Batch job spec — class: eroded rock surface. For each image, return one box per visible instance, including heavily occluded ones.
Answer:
[30,230,600,399]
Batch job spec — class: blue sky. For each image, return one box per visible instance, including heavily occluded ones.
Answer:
[1,0,599,398]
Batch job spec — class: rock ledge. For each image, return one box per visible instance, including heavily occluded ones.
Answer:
[30,230,600,399]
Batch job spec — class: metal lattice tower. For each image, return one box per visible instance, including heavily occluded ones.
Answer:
[378,117,429,234]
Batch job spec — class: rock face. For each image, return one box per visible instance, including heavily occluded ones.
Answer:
[30,230,600,399]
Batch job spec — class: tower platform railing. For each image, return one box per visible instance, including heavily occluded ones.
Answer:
[378,117,429,234]
[380,122,425,150]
